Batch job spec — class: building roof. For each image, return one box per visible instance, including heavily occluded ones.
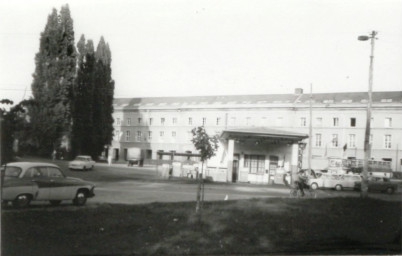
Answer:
[113,91,402,109]
[221,127,308,140]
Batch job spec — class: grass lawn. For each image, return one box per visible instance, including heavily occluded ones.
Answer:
[2,197,401,255]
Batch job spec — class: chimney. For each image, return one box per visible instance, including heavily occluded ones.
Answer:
[295,88,303,95]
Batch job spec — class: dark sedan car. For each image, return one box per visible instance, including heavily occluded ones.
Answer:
[354,177,397,194]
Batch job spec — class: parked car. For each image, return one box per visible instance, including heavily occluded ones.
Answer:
[1,162,95,208]
[328,174,362,191]
[354,177,398,194]
[308,173,333,190]
[69,155,95,170]
[308,174,360,190]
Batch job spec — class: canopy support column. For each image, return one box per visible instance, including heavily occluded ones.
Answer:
[227,139,234,182]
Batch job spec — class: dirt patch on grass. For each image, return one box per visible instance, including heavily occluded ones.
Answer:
[2,198,401,255]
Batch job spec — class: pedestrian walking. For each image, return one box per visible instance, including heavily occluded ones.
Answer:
[108,155,112,165]
[52,150,56,161]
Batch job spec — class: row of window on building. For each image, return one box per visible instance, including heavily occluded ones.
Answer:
[116,116,394,128]
[116,130,186,142]
[116,130,394,150]
[315,133,393,149]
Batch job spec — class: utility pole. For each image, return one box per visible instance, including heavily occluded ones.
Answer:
[308,83,313,170]
[358,30,377,198]
[396,144,399,172]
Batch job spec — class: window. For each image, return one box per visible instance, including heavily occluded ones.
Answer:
[136,131,142,141]
[148,131,152,140]
[188,117,192,125]
[127,118,131,125]
[125,131,130,141]
[47,167,63,178]
[300,117,306,127]
[350,118,356,127]
[333,117,339,127]
[172,131,176,137]
[316,117,322,127]
[24,167,41,178]
[160,131,164,137]
[315,134,322,147]
[244,155,265,174]
[116,118,121,125]
[384,135,391,149]
[172,117,177,124]
[230,117,236,126]
[216,117,221,126]
[202,118,206,126]
[161,118,165,125]
[246,117,251,126]
[114,130,120,140]
[384,118,392,128]
[138,118,142,125]
[149,118,153,126]
[331,134,338,147]
[275,117,283,127]
[348,134,356,148]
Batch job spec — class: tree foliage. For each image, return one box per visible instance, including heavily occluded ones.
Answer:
[191,126,219,162]
[0,100,29,164]
[71,35,114,159]
[191,126,219,216]
[29,5,76,157]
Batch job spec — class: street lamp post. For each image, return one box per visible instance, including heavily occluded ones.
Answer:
[358,31,377,198]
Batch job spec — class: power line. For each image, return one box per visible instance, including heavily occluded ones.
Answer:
[0,88,32,91]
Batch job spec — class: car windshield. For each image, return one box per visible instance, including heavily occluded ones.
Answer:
[3,166,22,177]
[75,156,88,161]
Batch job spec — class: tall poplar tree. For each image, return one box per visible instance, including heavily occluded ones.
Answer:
[71,35,96,156]
[71,36,114,159]
[30,5,76,156]
[93,37,115,158]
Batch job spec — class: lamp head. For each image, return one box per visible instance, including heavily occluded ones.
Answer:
[358,35,370,41]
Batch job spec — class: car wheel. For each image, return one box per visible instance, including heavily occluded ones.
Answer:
[83,166,87,171]
[12,194,32,208]
[386,187,394,194]
[73,190,87,206]
[335,184,343,191]
[49,200,62,206]
[311,183,318,190]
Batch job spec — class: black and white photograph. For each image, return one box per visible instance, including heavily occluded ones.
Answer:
[1,0,402,255]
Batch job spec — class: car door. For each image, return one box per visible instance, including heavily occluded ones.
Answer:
[368,178,381,191]
[26,167,51,200]
[47,167,76,200]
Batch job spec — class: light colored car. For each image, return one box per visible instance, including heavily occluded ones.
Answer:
[69,155,95,170]
[327,174,362,191]
[1,162,95,208]
[308,174,361,191]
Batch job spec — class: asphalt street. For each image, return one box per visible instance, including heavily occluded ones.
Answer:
[45,159,402,205]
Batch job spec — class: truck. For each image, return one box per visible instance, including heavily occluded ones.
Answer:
[126,147,145,167]
[326,157,392,178]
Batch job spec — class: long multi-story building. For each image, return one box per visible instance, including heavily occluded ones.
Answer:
[110,89,402,183]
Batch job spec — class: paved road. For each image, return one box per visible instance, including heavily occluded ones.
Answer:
[50,159,402,205]
[14,158,402,206]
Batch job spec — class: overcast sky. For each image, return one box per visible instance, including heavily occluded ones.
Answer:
[1,0,402,105]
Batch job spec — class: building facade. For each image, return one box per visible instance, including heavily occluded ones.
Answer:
[110,90,402,182]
